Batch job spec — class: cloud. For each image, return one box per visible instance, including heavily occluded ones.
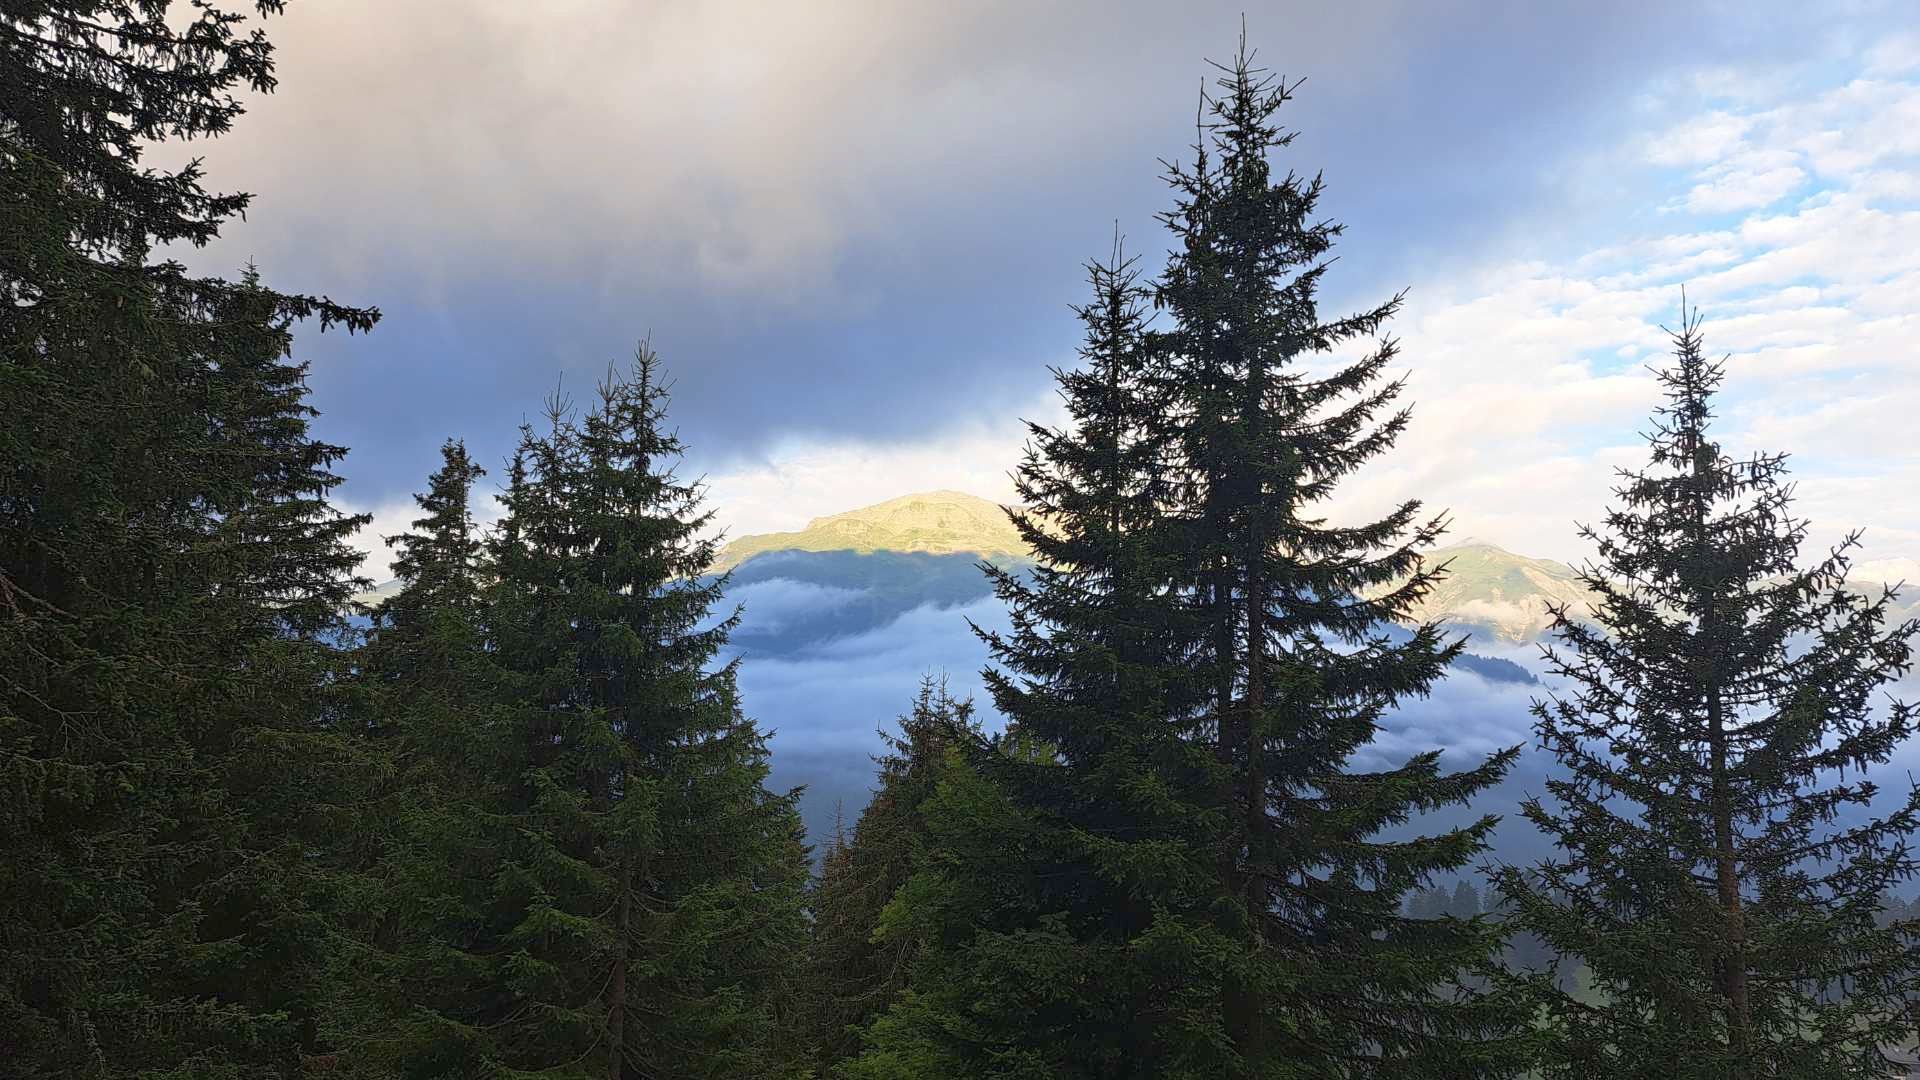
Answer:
[1319,51,1920,568]
[735,593,1009,844]
[700,34,1920,579]
[146,0,1887,512]
[735,575,1557,849]
[700,398,1054,539]
[725,578,866,636]
[1681,157,1806,213]
[697,33,1920,576]
[1867,31,1920,76]
[333,15,1920,691]
[171,1,1433,298]
[1642,111,1756,168]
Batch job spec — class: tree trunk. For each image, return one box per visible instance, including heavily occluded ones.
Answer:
[1708,686,1752,1057]
[1238,558,1268,1064]
[1689,410,1752,1060]
[607,859,631,1080]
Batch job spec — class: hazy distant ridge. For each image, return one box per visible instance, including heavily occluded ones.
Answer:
[356,490,1918,647]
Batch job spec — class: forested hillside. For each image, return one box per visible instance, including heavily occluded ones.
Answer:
[5,5,1918,1079]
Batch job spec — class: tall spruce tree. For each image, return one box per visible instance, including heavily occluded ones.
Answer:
[804,677,980,1074]
[371,441,489,652]
[1451,879,1483,919]
[850,40,1532,1079]
[842,239,1229,1077]
[1490,307,1920,1079]
[1149,39,1527,1076]
[2,4,379,1074]
[337,439,519,1078]
[478,347,811,1079]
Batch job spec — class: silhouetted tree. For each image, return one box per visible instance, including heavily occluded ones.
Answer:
[1149,37,1527,1077]
[2,4,378,1072]
[850,37,1530,1079]
[1451,880,1483,920]
[843,235,1227,1076]
[337,440,521,1076]
[1492,306,1920,1078]
[478,349,811,1078]
[804,678,979,1073]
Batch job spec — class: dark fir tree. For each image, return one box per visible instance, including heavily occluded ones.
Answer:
[2,3,378,1074]
[1408,886,1450,922]
[371,441,490,652]
[336,439,521,1077]
[804,678,979,1073]
[1149,40,1527,1076]
[478,348,811,1079]
[844,238,1232,1077]
[853,40,1531,1079]
[1490,308,1920,1079]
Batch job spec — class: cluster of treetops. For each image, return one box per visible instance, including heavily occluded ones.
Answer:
[5,5,1919,1078]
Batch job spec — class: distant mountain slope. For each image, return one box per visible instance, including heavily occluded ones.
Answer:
[1403,540,1599,646]
[709,498,1596,649]
[721,549,1019,659]
[1403,540,1920,647]
[711,490,1024,573]
[352,490,1916,648]
[352,577,405,608]
[1849,561,1920,633]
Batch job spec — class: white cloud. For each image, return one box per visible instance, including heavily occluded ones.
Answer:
[726,578,865,635]
[341,492,507,584]
[1642,110,1756,168]
[341,500,417,585]
[699,389,1061,539]
[1867,32,1920,76]
[1324,55,1920,568]
[1680,158,1806,213]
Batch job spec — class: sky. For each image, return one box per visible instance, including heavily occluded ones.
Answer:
[158,1,1920,848]
[164,0,1920,579]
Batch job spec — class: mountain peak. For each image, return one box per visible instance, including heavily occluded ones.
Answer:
[799,489,1006,531]
[1434,535,1508,552]
[715,489,1026,573]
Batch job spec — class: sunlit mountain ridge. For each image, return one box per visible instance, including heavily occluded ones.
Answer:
[354,489,1919,649]
[709,489,1029,573]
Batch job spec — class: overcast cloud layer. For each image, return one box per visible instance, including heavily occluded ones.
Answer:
[150,1,1912,574]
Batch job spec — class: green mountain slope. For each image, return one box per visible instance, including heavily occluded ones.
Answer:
[352,491,1916,648]
[1406,539,1599,645]
[710,489,1026,573]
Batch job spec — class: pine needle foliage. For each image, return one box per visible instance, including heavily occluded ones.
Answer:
[1145,37,1529,1078]
[3,4,378,1074]
[477,348,811,1079]
[1491,306,1920,1079]
[848,36,1531,1079]
[804,677,980,1074]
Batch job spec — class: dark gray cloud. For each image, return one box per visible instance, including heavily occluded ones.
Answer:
[157,0,1903,507]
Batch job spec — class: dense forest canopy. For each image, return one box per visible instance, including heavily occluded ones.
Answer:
[4,4,1918,1079]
